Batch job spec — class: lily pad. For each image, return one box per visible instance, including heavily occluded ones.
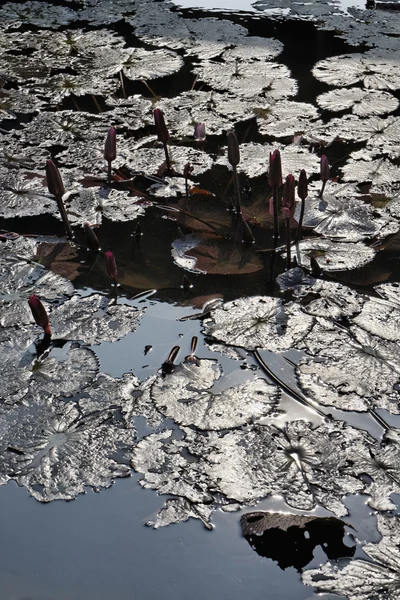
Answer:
[150,358,280,430]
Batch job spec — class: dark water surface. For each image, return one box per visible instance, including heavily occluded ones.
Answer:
[1,0,400,598]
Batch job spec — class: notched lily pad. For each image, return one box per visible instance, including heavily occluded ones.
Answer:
[203,296,314,352]
[0,397,132,502]
[150,358,280,430]
[291,238,376,272]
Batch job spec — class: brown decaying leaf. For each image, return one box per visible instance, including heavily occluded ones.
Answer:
[35,242,80,281]
[185,236,263,275]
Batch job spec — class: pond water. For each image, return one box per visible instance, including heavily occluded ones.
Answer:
[1,0,400,599]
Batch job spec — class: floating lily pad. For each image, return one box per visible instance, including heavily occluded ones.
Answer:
[291,238,376,272]
[0,1,77,29]
[0,170,55,219]
[0,396,132,502]
[316,88,399,117]
[66,188,146,225]
[303,514,400,599]
[49,294,144,345]
[150,358,280,430]
[203,296,314,351]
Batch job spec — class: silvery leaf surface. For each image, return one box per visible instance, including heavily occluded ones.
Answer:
[352,297,400,343]
[66,188,146,225]
[203,296,314,352]
[0,335,99,402]
[156,91,270,137]
[193,60,297,99]
[146,497,214,529]
[193,420,366,515]
[348,7,400,36]
[291,237,376,272]
[19,110,108,148]
[216,142,320,178]
[0,236,38,261]
[292,278,366,319]
[0,1,77,29]
[29,73,119,104]
[133,9,248,59]
[0,260,74,327]
[149,177,187,199]
[334,115,400,150]
[121,145,213,178]
[316,88,399,117]
[132,429,213,504]
[351,441,400,511]
[49,294,144,345]
[0,137,50,170]
[0,397,132,502]
[0,88,46,116]
[276,267,316,294]
[297,322,400,412]
[256,100,321,138]
[222,36,283,62]
[341,154,400,196]
[0,170,56,218]
[118,47,183,81]
[78,372,141,428]
[375,282,400,306]
[302,514,400,599]
[312,51,400,90]
[293,194,382,242]
[150,358,280,430]
[77,0,137,25]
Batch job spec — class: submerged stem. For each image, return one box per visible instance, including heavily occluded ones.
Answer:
[55,194,73,239]
[285,217,291,270]
[272,186,279,239]
[295,197,305,243]
[232,165,241,215]
[163,141,172,175]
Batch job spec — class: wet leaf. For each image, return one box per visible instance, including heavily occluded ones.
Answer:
[312,51,400,91]
[66,188,146,225]
[0,396,132,502]
[256,100,321,138]
[303,514,400,599]
[0,1,76,29]
[316,88,399,117]
[0,170,55,219]
[291,238,376,272]
[49,294,144,345]
[169,198,233,235]
[173,234,263,276]
[203,296,314,351]
[146,497,214,529]
[150,358,280,430]
[35,242,80,281]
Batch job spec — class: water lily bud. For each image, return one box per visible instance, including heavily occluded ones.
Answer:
[320,155,330,182]
[46,159,65,197]
[194,122,206,141]
[227,131,240,167]
[28,294,51,335]
[282,174,295,210]
[154,109,170,144]
[105,250,117,283]
[83,222,100,251]
[268,150,283,188]
[104,127,116,162]
[297,169,308,200]
[183,162,193,178]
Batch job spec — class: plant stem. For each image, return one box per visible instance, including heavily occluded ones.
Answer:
[120,71,126,99]
[92,95,102,113]
[285,216,291,270]
[295,197,305,243]
[319,180,327,197]
[107,161,112,185]
[272,186,279,239]
[232,165,241,215]
[55,194,73,239]
[163,142,172,175]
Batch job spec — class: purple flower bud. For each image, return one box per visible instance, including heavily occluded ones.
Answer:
[320,155,330,182]
[227,131,240,167]
[104,127,116,162]
[46,159,65,198]
[297,169,308,201]
[105,250,117,283]
[154,109,170,144]
[282,174,295,211]
[83,222,100,251]
[268,150,283,188]
[194,122,206,141]
[28,294,51,335]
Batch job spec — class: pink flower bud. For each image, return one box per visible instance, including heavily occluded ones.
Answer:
[28,295,51,335]
[297,169,308,200]
[104,127,116,162]
[227,131,240,167]
[46,159,65,198]
[194,122,206,141]
[320,155,330,182]
[268,150,283,188]
[282,174,295,211]
[154,109,170,144]
[83,222,100,251]
[105,251,117,283]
